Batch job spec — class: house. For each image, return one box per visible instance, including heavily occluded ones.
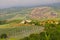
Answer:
[20,20,32,24]
[20,20,25,24]
[47,20,54,24]
[26,20,32,23]
[40,21,46,26]
[55,21,59,24]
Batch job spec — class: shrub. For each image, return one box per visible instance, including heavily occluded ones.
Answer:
[0,20,7,25]
[0,34,8,39]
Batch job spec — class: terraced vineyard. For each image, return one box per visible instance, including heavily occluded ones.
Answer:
[0,25,44,39]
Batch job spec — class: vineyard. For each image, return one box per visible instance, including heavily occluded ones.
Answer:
[0,25,44,40]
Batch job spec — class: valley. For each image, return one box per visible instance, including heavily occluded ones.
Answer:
[0,3,60,40]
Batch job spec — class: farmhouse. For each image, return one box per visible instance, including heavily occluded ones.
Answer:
[55,21,59,24]
[20,20,32,24]
[40,21,46,26]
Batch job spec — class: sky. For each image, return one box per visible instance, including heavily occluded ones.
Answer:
[0,0,60,8]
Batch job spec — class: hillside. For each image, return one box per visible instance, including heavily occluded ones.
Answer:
[0,8,33,21]
[29,7,58,20]
[0,3,60,21]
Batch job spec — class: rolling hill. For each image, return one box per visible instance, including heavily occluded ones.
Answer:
[0,8,33,21]
[29,7,58,20]
[0,2,60,21]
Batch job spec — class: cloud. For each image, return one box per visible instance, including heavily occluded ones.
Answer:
[0,0,60,8]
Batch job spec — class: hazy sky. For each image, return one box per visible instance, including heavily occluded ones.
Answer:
[0,0,60,8]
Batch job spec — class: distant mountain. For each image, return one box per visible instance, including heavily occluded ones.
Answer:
[0,2,60,14]
[48,2,60,8]
[30,2,60,12]
[40,2,60,12]
[46,2,60,12]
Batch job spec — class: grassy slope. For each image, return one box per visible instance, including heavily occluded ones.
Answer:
[0,25,44,39]
[0,8,33,21]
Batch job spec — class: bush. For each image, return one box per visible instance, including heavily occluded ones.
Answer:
[0,34,8,39]
[0,20,7,25]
